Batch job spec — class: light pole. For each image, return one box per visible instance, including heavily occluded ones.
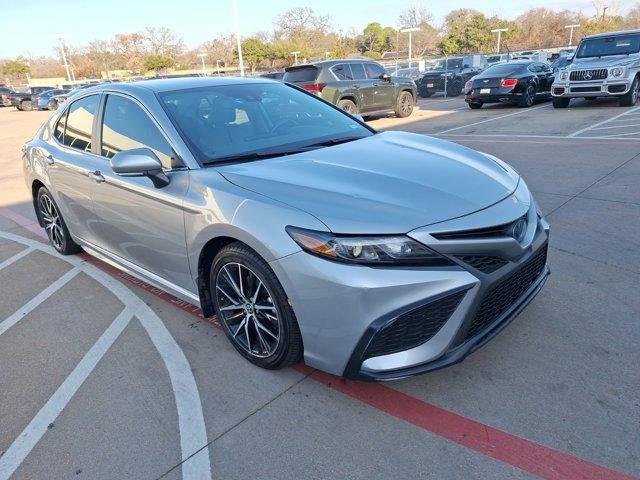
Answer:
[400,27,420,64]
[564,24,581,47]
[291,51,300,65]
[197,52,207,76]
[55,34,72,82]
[232,0,245,76]
[491,28,508,54]
[602,6,608,20]
[216,60,221,76]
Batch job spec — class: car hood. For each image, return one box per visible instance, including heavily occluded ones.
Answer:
[569,56,636,69]
[218,131,519,234]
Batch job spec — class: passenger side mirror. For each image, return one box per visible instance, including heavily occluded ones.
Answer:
[379,73,391,82]
[110,148,170,188]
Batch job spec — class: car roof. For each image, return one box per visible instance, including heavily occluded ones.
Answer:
[584,29,640,39]
[291,59,378,68]
[85,76,275,94]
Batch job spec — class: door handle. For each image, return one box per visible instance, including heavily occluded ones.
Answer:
[88,170,105,183]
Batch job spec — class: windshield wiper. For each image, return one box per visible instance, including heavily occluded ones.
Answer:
[299,136,365,150]
[204,150,303,165]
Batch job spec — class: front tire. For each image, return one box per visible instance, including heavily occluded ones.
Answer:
[20,100,32,111]
[552,97,571,108]
[468,101,483,109]
[211,242,303,370]
[394,91,414,118]
[36,187,82,255]
[619,76,639,107]
[337,99,358,115]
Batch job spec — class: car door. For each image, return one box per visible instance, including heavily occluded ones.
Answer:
[348,62,373,112]
[88,92,193,291]
[537,63,554,93]
[364,62,395,110]
[45,93,103,242]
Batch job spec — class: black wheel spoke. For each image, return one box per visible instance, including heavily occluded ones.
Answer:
[215,262,281,358]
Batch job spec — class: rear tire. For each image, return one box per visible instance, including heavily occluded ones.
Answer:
[394,91,415,118]
[619,76,639,107]
[20,100,32,111]
[211,242,303,370]
[337,99,358,115]
[552,97,570,108]
[520,84,536,107]
[446,80,463,97]
[36,187,82,255]
[417,86,433,98]
[468,101,483,109]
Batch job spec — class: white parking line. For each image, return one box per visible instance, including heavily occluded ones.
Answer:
[595,130,640,137]
[0,267,79,337]
[591,122,640,130]
[0,247,34,271]
[568,106,640,137]
[0,307,133,480]
[0,231,212,480]
[436,104,550,134]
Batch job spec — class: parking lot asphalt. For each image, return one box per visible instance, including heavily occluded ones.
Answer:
[0,98,638,480]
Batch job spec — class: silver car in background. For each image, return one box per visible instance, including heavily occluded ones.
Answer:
[23,78,549,380]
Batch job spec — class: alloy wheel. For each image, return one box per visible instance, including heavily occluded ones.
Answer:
[400,94,412,115]
[525,86,535,106]
[39,193,64,250]
[215,262,281,358]
[633,79,639,104]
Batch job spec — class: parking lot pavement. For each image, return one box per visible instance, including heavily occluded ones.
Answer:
[0,104,639,480]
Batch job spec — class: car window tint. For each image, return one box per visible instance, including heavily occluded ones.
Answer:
[364,62,385,79]
[350,63,367,80]
[62,94,99,152]
[101,95,175,169]
[54,110,67,143]
[332,64,353,80]
[540,63,551,73]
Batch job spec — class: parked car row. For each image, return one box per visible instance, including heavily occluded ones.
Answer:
[3,82,104,111]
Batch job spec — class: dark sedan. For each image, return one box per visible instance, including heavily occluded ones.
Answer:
[464,61,555,109]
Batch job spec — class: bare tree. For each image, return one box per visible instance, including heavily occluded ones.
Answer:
[144,26,184,58]
[398,4,433,28]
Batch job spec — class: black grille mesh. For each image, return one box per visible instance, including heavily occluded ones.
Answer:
[456,255,508,274]
[466,244,547,340]
[364,290,467,359]
[570,69,607,81]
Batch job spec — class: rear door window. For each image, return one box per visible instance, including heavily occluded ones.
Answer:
[59,94,99,152]
[350,63,367,80]
[283,66,319,83]
[332,64,353,80]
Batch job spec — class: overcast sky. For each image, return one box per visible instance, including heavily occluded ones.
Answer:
[1,0,633,58]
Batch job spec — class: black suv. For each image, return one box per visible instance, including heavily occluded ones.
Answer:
[283,59,417,118]
[416,55,488,97]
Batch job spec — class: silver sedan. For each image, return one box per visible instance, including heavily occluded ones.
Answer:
[23,77,549,380]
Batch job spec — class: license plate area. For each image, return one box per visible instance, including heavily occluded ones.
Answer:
[427,83,434,88]
[480,88,491,94]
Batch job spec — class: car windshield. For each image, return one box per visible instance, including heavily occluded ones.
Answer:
[160,82,373,164]
[431,58,463,70]
[576,34,640,58]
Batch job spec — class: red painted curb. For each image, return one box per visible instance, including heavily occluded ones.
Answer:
[2,206,637,480]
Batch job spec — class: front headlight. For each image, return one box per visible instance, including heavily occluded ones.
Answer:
[286,227,454,266]
[559,71,569,81]
[610,67,624,77]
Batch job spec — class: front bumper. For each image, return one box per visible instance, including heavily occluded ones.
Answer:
[551,80,630,98]
[271,183,550,380]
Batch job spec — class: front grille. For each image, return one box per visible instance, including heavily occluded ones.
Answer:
[432,215,526,241]
[553,87,565,95]
[456,255,508,274]
[465,244,547,340]
[570,69,608,81]
[364,290,467,359]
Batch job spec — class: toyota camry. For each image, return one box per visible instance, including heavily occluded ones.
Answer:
[23,77,549,380]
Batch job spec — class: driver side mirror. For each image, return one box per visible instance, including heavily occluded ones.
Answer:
[379,73,391,82]
[110,148,170,188]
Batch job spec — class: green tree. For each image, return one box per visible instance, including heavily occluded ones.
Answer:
[238,37,271,73]
[360,22,396,54]
[1,58,30,77]
[142,54,175,74]
[440,9,517,54]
